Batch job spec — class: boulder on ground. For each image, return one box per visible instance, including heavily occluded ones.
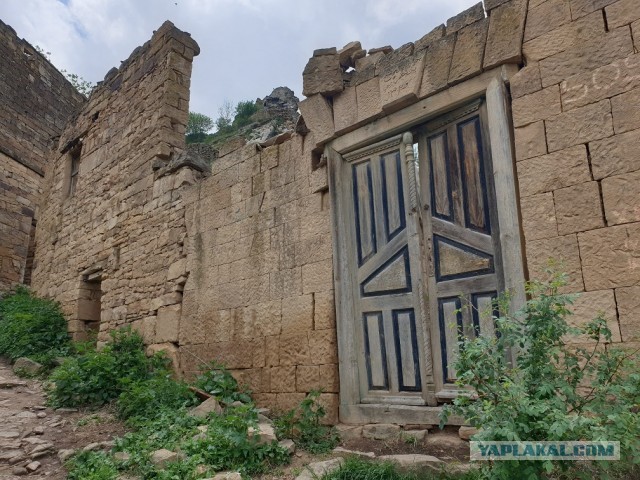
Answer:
[13,358,43,376]
[189,397,223,418]
[150,449,178,468]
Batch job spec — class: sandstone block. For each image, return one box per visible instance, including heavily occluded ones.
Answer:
[146,343,179,372]
[356,77,382,122]
[545,100,613,152]
[414,24,445,52]
[539,26,633,87]
[510,63,542,99]
[156,304,181,343]
[446,2,485,33]
[279,333,310,366]
[309,329,338,364]
[578,222,640,289]
[520,193,558,241]
[484,0,528,69]
[296,458,344,480]
[522,11,604,62]
[419,33,456,98]
[554,181,604,235]
[150,449,178,468]
[516,145,591,196]
[319,393,339,424]
[167,257,186,280]
[601,170,640,225]
[611,86,640,134]
[270,365,296,392]
[524,0,572,42]
[279,439,296,454]
[561,53,640,111]
[448,18,490,84]
[275,392,307,412]
[314,290,336,330]
[296,365,320,392]
[302,259,333,294]
[189,397,223,418]
[248,422,277,444]
[590,128,640,179]
[615,285,640,341]
[379,48,425,112]
[484,0,512,10]
[281,294,313,335]
[13,357,43,376]
[514,121,547,161]
[335,424,363,440]
[568,289,621,343]
[512,85,561,128]
[570,0,619,19]
[319,363,339,393]
[526,234,584,292]
[458,425,479,440]
[302,54,343,97]
[298,95,335,145]
[605,0,640,28]
[333,86,357,133]
[337,41,362,68]
[363,423,401,440]
[378,454,443,468]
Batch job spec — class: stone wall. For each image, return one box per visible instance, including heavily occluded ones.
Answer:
[31,22,201,344]
[178,135,338,420]
[0,20,84,289]
[513,0,640,348]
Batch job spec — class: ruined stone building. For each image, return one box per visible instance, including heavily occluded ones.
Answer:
[3,0,640,425]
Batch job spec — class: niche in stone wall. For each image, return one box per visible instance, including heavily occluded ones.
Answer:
[77,269,102,340]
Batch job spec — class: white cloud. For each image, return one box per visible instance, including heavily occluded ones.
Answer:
[1,0,479,115]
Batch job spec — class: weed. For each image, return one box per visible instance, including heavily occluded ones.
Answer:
[194,361,252,404]
[66,451,117,480]
[322,457,479,480]
[274,390,340,454]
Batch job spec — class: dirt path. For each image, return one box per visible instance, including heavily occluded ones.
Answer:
[0,359,126,479]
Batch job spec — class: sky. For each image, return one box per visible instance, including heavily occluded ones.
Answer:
[1,0,479,119]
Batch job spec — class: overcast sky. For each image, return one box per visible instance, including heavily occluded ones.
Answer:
[1,0,478,118]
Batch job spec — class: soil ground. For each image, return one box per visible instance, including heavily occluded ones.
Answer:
[0,358,471,479]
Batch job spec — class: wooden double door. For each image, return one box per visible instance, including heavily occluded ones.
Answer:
[332,100,503,406]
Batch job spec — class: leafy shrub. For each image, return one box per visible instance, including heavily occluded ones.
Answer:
[47,327,168,408]
[66,451,117,480]
[0,286,72,366]
[194,361,252,404]
[116,374,197,424]
[274,390,340,453]
[441,273,640,480]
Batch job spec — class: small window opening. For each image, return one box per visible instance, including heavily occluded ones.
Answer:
[68,143,82,197]
[77,272,102,341]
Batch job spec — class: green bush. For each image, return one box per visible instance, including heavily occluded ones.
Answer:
[47,327,168,408]
[274,390,340,454]
[116,374,197,424]
[441,273,640,480]
[194,361,252,404]
[66,451,117,480]
[0,286,72,366]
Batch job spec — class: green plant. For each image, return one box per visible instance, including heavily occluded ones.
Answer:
[441,273,640,480]
[47,327,168,408]
[194,361,252,404]
[322,457,479,480]
[116,374,197,424]
[66,451,118,480]
[274,390,340,454]
[0,286,72,366]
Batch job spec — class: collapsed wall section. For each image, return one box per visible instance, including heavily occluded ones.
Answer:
[0,20,85,289]
[179,135,339,421]
[31,21,202,344]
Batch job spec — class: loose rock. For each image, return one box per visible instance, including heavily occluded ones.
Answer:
[296,458,344,480]
[458,425,479,441]
[150,448,178,468]
[13,358,43,376]
[362,423,401,440]
[25,460,41,472]
[189,397,223,418]
[58,449,75,462]
[279,438,296,454]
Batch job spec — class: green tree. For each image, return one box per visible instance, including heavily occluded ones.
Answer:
[187,112,215,136]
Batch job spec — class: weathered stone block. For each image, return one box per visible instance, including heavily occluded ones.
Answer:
[448,18,490,84]
[605,0,640,29]
[560,53,640,111]
[319,363,339,392]
[601,170,640,225]
[578,222,640,290]
[545,100,613,152]
[147,343,179,372]
[298,95,335,145]
[279,333,310,366]
[568,289,621,343]
[517,145,591,196]
[156,304,181,343]
[314,290,336,330]
[296,365,320,392]
[611,86,640,134]
[554,181,604,235]
[526,234,584,292]
[590,128,640,179]
[275,392,306,412]
[281,294,314,335]
[302,54,343,97]
[301,259,333,294]
[308,329,337,364]
[510,63,542,99]
[446,2,485,33]
[333,86,357,133]
[520,193,558,241]
[363,423,401,440]
[270,365,296,393]
[569,0,619,20]
[524,0,572,42]
[514,121,547,161]
[484,0,527,69]
[539,26,633,87]
[484,0,512,10]
[419,34,456,98]
[379,46,425,112]
[414,24,445,52]
[615,285,640,341]
[512,85,561,127]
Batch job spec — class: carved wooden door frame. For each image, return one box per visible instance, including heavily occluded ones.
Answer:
[327,66,526,425]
